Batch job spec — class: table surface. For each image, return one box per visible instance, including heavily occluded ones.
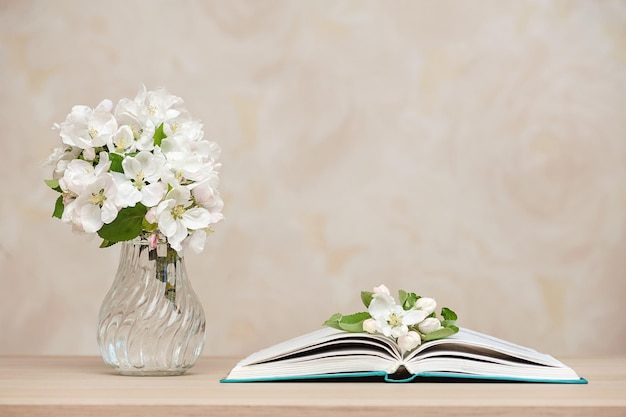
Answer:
[1,356,625,417]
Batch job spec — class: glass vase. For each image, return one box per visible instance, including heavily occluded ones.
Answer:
[97,237,206,376]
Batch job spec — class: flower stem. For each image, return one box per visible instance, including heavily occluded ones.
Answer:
[149,244,180,305]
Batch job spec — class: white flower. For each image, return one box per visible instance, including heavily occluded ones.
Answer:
[62,175,119,233]
[134,84,185,127]
[110,173,142,208]
[163,116,204,143]
[119,151,167,207]
[45,145,81,179]
[191,179,224,224]
[114,98,155,151]
[155,186,213,251]
[397,331,422,352]
[418,317,442,335]
[160,135,217,184]
[109,125,136,154]
[59,159,96,195]
[58,99,117,150]
[368,290,428,338]
[59,152,111,195]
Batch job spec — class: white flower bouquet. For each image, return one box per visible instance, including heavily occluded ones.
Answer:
[45,85,224,253]
[325,284,459,352]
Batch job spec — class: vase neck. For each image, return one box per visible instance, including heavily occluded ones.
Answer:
[121,238,182,261]
[116,239,185,284]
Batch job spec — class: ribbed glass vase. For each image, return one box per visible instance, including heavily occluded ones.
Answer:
[97,237,206,376]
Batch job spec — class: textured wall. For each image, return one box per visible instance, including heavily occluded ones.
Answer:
[1,0,625,358]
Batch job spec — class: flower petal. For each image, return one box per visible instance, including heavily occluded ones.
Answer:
[80,204,104,233]
[168,219,188,251]
[140,182,167,207]
[402,309,428,326]
[185,229,207,254]
[165,186,191,205]
[368,292,396,320]
[182,207,212,230]
[390,324,409,339]
[159,212,178,237]
[100,201,118,224]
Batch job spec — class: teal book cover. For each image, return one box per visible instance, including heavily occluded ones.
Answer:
[220,371,588,384]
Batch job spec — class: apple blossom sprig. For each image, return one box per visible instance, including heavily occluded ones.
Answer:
[44,85,224,253]
[324,285,459,353]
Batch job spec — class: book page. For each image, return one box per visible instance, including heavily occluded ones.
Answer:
[237,327,401,367]
[224,327,582,382]
[225,353,399,380]
[225,328,403,380]
[406,357,580,380]
[409,328,567,366]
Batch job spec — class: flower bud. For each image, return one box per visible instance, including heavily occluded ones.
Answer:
[83,147,96,161]
[418,317,442,334]
[148,233,159,249]
[372,284,390,295]
[414,297,437,315]
[145,207,158,224]
[397,331,421,352]
[362,318,377,334]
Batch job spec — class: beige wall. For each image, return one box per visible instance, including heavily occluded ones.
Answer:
[1,0,625,357]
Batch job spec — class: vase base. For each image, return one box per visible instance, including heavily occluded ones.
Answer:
[113,368,190,376]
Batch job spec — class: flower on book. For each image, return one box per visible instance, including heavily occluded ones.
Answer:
[44,85,224,253]
[324,284,459,353]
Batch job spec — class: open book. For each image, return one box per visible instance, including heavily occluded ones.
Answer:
[221,327,586,383]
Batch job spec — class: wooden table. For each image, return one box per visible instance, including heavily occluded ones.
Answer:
[0,356,624,416]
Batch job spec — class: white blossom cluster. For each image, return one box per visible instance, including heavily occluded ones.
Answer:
[363,285,442,352]
[46,85,223,253]
[325,284,458,353]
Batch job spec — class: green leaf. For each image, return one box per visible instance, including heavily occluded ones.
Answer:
[97,204,147,243]
[142,217,158,232]
[398,290,408,306]
[336,312,371,333]
[441,319,457,328]
[153,123,166,147]
[360,291,373,308]
[52,195,64,219]
[422,326,459,342]
[441,307,458,321]
[401,291,418,310]
[108,153,124,173]
[44,179,62,192]
[324,312,371,333]
[323,313,343,330]
[99,239,116,248]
